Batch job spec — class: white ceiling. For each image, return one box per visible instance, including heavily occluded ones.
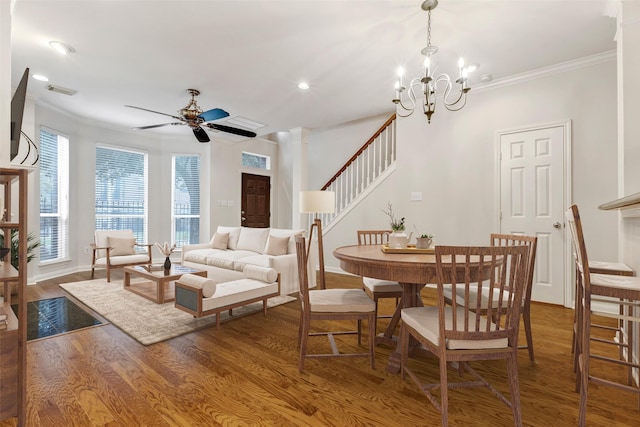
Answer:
[10,0,616,141]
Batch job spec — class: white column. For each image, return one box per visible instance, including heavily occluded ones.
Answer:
[290,127,310,229]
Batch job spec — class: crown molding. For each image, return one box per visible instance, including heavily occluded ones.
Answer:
[472,50,616,93]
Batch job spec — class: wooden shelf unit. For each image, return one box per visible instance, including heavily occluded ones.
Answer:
[0,168,28,426]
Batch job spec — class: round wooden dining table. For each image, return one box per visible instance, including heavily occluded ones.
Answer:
[333,244,440,374]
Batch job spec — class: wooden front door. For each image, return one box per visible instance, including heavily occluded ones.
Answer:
[241,173,270,228]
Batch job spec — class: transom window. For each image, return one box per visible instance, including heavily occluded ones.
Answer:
[242,151,270,170]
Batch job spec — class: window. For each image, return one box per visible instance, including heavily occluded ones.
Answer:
[242,151,270,170]
[39,128,69,262]
[95,146,148,245]
[172,155,200,247]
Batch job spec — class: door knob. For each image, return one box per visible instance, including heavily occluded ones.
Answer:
[553,221,562,229]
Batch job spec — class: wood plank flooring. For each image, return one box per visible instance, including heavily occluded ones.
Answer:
[1,270,638,426]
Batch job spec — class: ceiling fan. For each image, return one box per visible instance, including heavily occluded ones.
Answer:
[125,89,257,143]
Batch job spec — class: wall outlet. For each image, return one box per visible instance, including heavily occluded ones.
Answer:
[84,246,90,254]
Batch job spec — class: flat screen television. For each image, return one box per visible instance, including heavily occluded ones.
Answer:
[10,68,29,161]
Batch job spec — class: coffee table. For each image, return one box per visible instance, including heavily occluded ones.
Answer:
[123,264,207,304]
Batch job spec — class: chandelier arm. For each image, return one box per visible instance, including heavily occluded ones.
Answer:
[444,93,468,112]
[395,77,422,114]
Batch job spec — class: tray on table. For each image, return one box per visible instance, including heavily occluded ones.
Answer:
[380,244,435,254]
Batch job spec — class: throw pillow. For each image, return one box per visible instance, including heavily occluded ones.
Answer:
[216,226,242,249]
[211,232,229,250]
[179,273,217,298]
[243,265,278,283]
[264,235,289,256]
[108,236,136,256]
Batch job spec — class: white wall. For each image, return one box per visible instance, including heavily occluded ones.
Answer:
[32,106,204,281]
[316,59,619,274]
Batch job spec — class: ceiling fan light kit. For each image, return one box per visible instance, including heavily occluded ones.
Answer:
[392,0,476,123]
[126,89,257,143]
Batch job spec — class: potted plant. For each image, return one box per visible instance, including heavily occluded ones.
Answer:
[381,202,412,248]
[416,233,434,249]
[0,230,40,297]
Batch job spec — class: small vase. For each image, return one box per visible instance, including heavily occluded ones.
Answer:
[416,237,433,249]
[164,256,172,270]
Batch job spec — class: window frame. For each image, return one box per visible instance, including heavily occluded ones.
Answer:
[38,126,70,264]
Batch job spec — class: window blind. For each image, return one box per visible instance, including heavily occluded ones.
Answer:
[95,146,148,245]
[172,155,200,247]
[39,127,69,262]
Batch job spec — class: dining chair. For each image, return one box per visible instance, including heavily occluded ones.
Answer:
[294,235,376,372]
[570,256,634,373]
[357,230,403,342]
[401,244,529,427]
[565,204,640,426]
[443,233,538,362]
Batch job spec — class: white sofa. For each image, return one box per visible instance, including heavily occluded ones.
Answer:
[181,226,316,296]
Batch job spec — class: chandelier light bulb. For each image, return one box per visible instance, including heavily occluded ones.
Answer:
[458,57,465,68]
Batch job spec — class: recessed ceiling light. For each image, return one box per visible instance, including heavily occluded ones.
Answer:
[32,74,49,82]
[297,82,310,90]
[479,73,493,83]
[48,40,76,55]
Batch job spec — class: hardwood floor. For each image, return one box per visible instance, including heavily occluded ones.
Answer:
[1,271,638,426]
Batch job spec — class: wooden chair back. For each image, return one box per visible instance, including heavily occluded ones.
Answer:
[435,245,529,347]
[295,234,311,312]
[490,233,538,305]
[357,230,391,246]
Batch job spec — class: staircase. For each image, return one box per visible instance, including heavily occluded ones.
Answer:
[313,114,397,229]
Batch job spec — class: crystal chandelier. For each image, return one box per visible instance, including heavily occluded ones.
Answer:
[392,0,476,123]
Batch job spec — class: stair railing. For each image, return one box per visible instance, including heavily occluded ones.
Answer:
[315,114,397,227]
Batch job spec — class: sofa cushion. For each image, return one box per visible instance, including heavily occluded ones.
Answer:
[267,228,305,254]
[233,254,272,272]
[108,236,136,256]
[206,257,235,270]
[202,279,279,311]
[264,235,289,256]
[183,248,225,264]
[94,254,149,267]
[215,226,241,250]
[237,227,270,253]
[211,232,229,250]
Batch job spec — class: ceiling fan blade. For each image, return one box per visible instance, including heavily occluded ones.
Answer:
[198,108,229,122]
[192,126,210,143]
[125,105,183,121]
[205,123,257,138]
[133,122,183,130]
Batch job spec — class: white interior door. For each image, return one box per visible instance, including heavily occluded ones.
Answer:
[499,122,570,306]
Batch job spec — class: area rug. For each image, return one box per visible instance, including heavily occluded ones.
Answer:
[59,279,296,345]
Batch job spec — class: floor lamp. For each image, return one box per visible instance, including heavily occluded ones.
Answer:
[300,190,335,290]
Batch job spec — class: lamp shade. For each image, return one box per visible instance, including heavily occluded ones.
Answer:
[300,190,335,214]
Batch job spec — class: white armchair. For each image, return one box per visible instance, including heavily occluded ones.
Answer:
[91,229,152,282]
